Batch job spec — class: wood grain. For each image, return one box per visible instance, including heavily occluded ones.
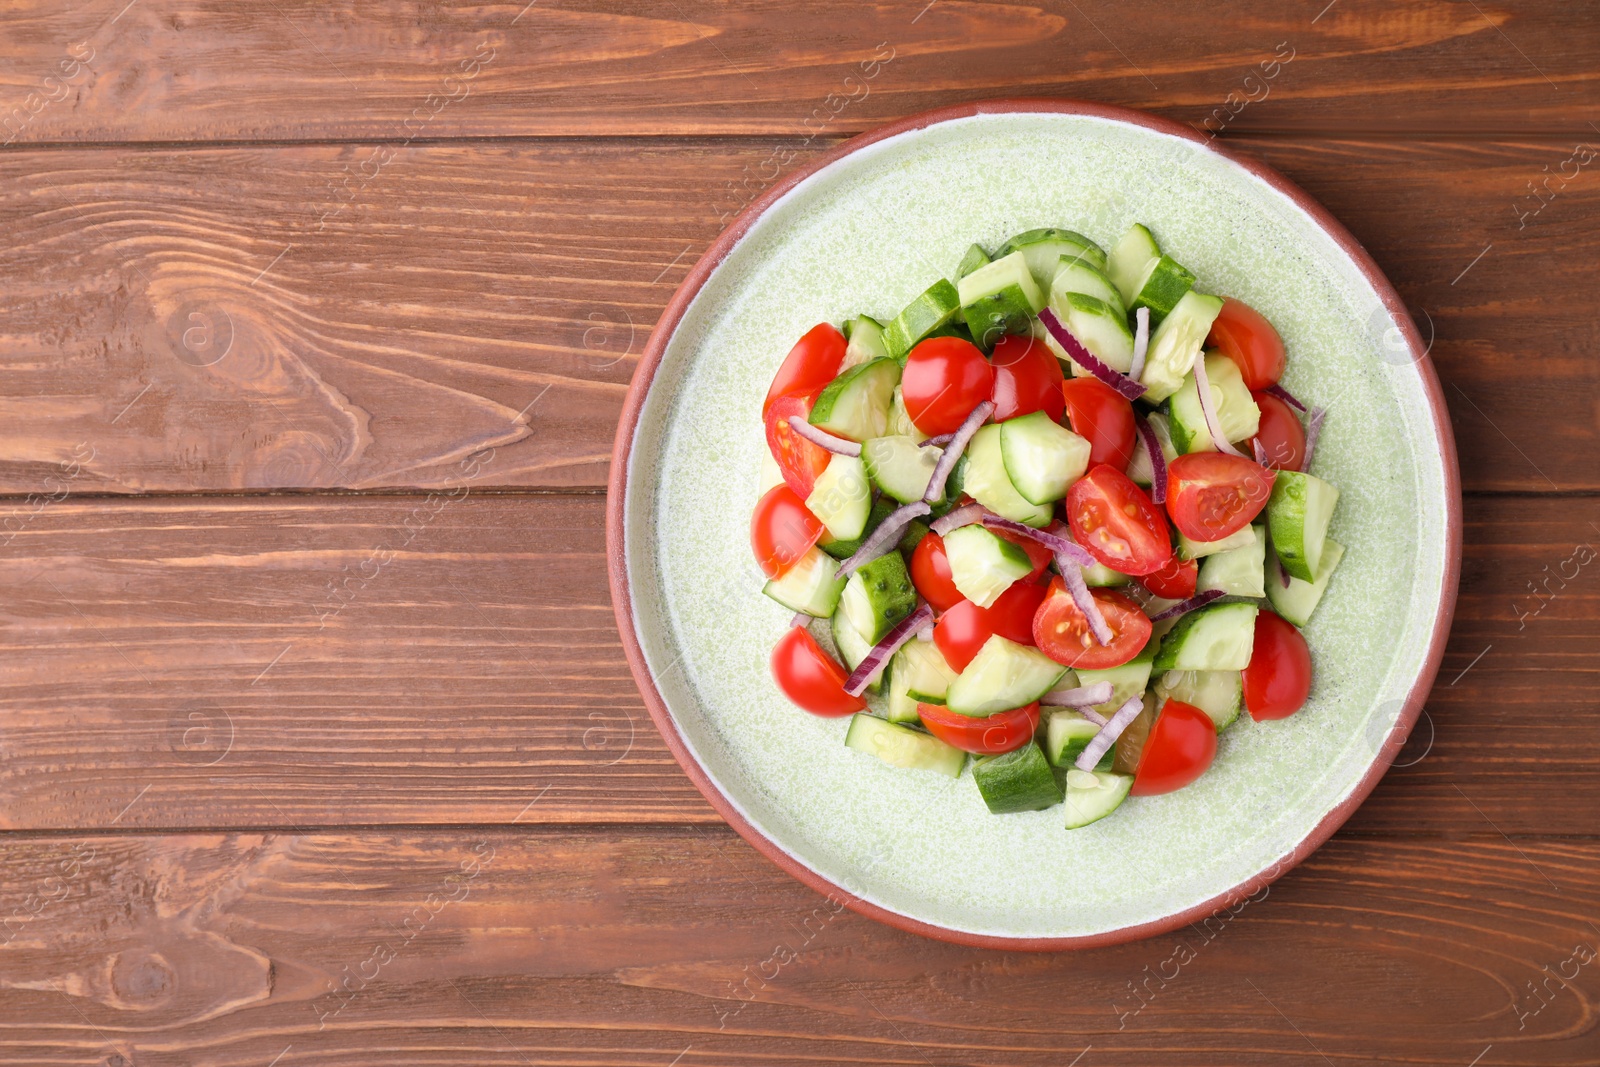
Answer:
[0,492,1590,834]
[0,1,1595,145]
[0,137,1595,494]
[0,829,1595,1065]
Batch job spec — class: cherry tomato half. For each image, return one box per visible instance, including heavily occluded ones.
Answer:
[902,337,995,436]
[763,323,846,416]
[1065,464,1174,577]
[918,701,1040,755]
[990,334,1065,422]
[933,579,1048,673]
[1249,390,1307,473]
[771,627,865,717]
[1131,699,1218,796]
[1061,377,1137,471]
[1243,610,1313,721]
[1031,577,1153,670]
[1207,298,1286,391]
[764,391,832,498]
[1165,453,1275,544]
[909,532,964,612]
[1140,555,1198,601]
[750,483,824,579]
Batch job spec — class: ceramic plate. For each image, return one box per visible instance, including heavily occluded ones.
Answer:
[608,100,1459,948]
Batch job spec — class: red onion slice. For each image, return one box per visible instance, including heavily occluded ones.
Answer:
[1263,383,1307,412]
[1038,307,1146,400]
[930,502,984,536]
[1302,406,1326,471]
[787,415,861,457]
[1129,306,1150,382]
[1192,351,1248,458]
[1056,551,1113,646]
[791,611,810,627]
[844,603,934,696]
[1079,707,1109,727]
[923,401,993,503]
[925,432,955,447]
[1135,415,1168,505]
[1252,438,1269,466]
[1040,680,1115,706]
[1147,589,1224,621]
[833,501,931,579]
[983,513,1096,569]
[1075,693,1145,771]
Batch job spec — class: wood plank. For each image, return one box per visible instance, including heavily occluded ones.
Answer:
[0,137,1595,494]
[0,492,1592,834]
[0,828,1595,1064]
[1,1,1597,143]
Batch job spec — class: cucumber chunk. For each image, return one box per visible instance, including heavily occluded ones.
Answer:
[1140,290,1224,402]
[945,635,1067,717]
[998,227,1108,290]
[888,637,959,723]
[832,607,885,693]
[972,741,1064,814]
[1081,560,1131,588]
[820,496,906,560]
[999,411,1092,505]
[956,243,992,279]
[1168,353,1262,453]
[1045,291,1135,374]
[762,546,847,618]
[1051,255,1126,316]
[941,524,1032,608]
[962,424,1053,527]
[1196,527,1266,598]
[1076,638,1157,719]
[840,551,917,643]
[884,279,964,362]
[841,315,891,370]
[1128,254,1196,329]
[1178,522,1257,561]
[862,435,941,504]
[959,250,1044,346]
[806,453,871,541]
[1266,538,1345,627]
[1153,669,1242,731]
[1045,710,1115,769]
[1062,769,1133,829]
[809,357,900,442]
[1153,601,1259,672]
[844,714,966,778]
[1267,471,1340,582]
[886,384,930,443]
[1125,411,1177,488]
[1107,223,1162,306]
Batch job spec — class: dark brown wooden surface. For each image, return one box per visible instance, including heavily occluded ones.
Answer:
[2,1,1597,1063]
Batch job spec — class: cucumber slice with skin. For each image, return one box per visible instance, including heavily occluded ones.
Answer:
[841,315,890,370]
[1081,560,1131,588]
[941,524,1032,608]
[844,714,966,777]
[972,741,1064,814]
[1076,637,1157,720]
[1268,470,1340,582]
[1140,290,1225,402]
[956,243,992,279]
[1179,522,1257,561]
[886,385,929,443]
[762,546,847,618]
[809,357,899,442]
[819,496,915,559]
[893,637,959,708]
[1063,769,1134,828]
[832,607,885,693]
[862,435,941,504]
[1046,710,1116,769]
[1169,353,1261,453]
[999,411,1092,506]
[884,279,963,363]
[1197,526,1266,598]
[1046,291,1135,374]
[1125,411,1177,488]
[1153,601,1259,672]
[1128,254,1196,328]
[998,228,1108,289]
[1266,538,1345,627]
[962,424,1053,527]
[806,453,871,541]
[1153,669,1242,731]
[840,552,917,643]
[945,635,1068,717]
[1051,255,1126,316]
[1107,223,1161,306]
[959,251,1044,346]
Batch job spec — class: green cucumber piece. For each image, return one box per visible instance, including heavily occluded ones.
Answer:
[809,357,900,442]
[1075,638,1157,719]
[840,551,916,643]
[956,243,992,279]
[1082,560,1131,588]
[1267,471,1340,582]
[941,524,1033,608]
[1179,523,1257,561]
[762,546,847,618]
[1128,254,1196,328]
[832,607,885,694]
[1153,601,1259,672]
[972,741,1064,814]
[888,636,959,721]
[841,315,890,370]
[998,227,1108,289]
[1125,411,1177,487]
[959,250,1044,347]
[886,385,929,443]
[1045,710,1115,769]
[1046,291,1135,374]
[1139,290,1224,403]
[1266,538,1345,627]
[999,411,1092,506]
[805,453,871,541]
[884,279,963,362]
[962,423,1053,527]
[862,435,940,504]
[1168,353,1261,453]
[820,496,891,560]
[945,635,1067,717]
[1153,669,1242,731]
[1062,769,1133,829]
[1196,526,1266,598]
[1051,255,1126,316]
[844,714,966,777]
[1107,223,1161,306]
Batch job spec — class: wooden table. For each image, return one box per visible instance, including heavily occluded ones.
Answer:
[1,2,1595,1063]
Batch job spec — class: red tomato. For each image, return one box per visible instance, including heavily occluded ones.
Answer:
[990,334,1065,422]
[770,627,865,717]
[763,392,832,497]
[933,579,1048,673]
[918,701,1040,755]
[1061,377,1136,471]
[1165,453,1275,543]
[909,533,964,612]
[1249,391,1307,472]
[750,484,824,579]
[902,337,995,436]
[1031,577,1153,670]
[1131,699,1218,796]
[763,323,846,416]
[1065,464,1173,577]
[1243,611,1313,721]
[989,525,1053,582]
[1140,556,1198,601]
[1207,298,1286,390]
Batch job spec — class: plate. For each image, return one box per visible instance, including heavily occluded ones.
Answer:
[607,100,1460,948]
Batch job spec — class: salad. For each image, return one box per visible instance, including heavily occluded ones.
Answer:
[752,224,1342,828]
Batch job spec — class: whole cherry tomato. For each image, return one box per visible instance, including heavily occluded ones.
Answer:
[990,334,1065,422]
[770,627,864,717]
[1249,390,1307,472]
[1164,453,1275,544]
[1242,610,1313,721]
[1207,298,1286,390]
[1061,377,1137,470]
[750,484,824,578]
[933,579,1048,673]
[1031,577,1152,670]
[763,323,846,416]
[918,701,1039,754]
[1065,464,1174,576]
[902,337,995,436]
[1131,699,1218,795]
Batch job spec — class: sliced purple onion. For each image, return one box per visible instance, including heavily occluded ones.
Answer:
[844,603,934,696]
[1278,558,1292,588]
[1038,307,1146,400]
[1056,551,1113,646]
[1252,438,1269,466]
[1135,415,1168,505]
[791,611,810,627]
[923,400,992,504]
[1075,693,1145,772]
[930,502,984,536]
[983,513,1096,568]
[1264,383,1307,413]
[1079,707,1109,727]
[925,432,955,447]
[1147,589,1224,621]
[1129,306,1150,382]
[1302,406,1326,471]
[1192,351,1248,459]
[833,500,931,580]
[1040,680,1115,707]
[786,415,861,457]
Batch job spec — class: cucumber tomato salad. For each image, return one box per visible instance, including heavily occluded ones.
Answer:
[753,224,1341,828]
